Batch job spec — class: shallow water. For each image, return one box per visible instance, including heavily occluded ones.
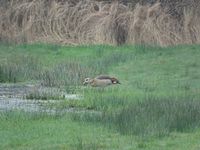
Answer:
[0,83,98,115]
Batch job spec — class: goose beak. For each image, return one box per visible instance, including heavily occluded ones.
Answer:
[113,80,121,84]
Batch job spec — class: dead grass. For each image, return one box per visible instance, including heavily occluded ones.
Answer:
[0,0,200,46]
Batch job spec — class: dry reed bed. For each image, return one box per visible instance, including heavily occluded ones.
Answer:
[0,0,200,46]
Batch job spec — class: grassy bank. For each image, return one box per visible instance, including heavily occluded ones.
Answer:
[1,111,200,150]
[0,111,132,150]
[1,43,200,149]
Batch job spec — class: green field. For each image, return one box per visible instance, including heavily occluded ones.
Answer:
[1,43,200,149]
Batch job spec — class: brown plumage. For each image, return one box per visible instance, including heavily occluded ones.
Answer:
[83,75,120,87]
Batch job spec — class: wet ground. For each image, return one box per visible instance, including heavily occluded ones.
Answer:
[0,83,100,115]
[0,84,34,111]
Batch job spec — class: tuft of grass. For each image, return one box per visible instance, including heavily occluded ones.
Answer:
[0,55,40,83]
[75,136,101,150]
[0,63,17,83]
[71,95,200,138]
[26,86,65,100]
[39,61,92,87]
[112,97,200,137]
[89,50,133,73]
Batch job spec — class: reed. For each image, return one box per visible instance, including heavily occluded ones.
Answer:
[0,0,200,46]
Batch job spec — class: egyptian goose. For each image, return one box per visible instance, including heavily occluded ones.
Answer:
[83,75,120,87]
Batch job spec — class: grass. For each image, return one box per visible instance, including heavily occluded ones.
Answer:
[1,43,200,149]
[0,43,132,86]
[0,111,135,150]
[1,111,200,150]
[26,86,65,100]
[113,97,200,136]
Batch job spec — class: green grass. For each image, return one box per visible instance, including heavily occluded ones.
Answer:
[1,43,200,149]
[0,111,141,150]
[0,43,132,85]
[1,111,200,150]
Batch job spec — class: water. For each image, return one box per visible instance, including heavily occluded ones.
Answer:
[0,84,79,113]
[0,83,102,116]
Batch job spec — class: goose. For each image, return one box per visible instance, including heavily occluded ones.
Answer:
[83,75,120,87]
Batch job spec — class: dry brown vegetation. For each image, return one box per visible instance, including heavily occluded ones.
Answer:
[0,0,200,46]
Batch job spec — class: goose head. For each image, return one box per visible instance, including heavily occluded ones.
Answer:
[83,77,93,85]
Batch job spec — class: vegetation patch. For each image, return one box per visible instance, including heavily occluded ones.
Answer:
[1,43,200,149]
[0,55,40,83]
[113,97,200,137]
[26,86,65,100]
[71,95,200,137]
[0,0,200,46]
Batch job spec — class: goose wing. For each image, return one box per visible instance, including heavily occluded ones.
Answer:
[95,75,112,80]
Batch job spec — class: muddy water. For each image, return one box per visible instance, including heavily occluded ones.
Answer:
[0,84,99,115]
[0,84,53,113]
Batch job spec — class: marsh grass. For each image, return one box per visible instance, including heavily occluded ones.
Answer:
[0,55,40,83]
[75,136,101,150]
[1,44,200,149]
[72,90,200,136]
[72,95,200,138]
[1,43,200,140]
[0,110,136,150]
[39,61,93,87]
[26,86,65,100]
[0,44,133,86]
[38,51,131,87]
[85,89,130,111]
[0,63,17,83]
[0,110,58,121]
[89,50,133,73]
[107,96,200,137]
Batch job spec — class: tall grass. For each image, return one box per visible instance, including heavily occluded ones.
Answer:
[39,61,93,87]
[0,54,40,82]
[72,95,200,137]
[0,0,200,46]
[113,97,200,137]
[0,44,132,85]
[39,50,131,87]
